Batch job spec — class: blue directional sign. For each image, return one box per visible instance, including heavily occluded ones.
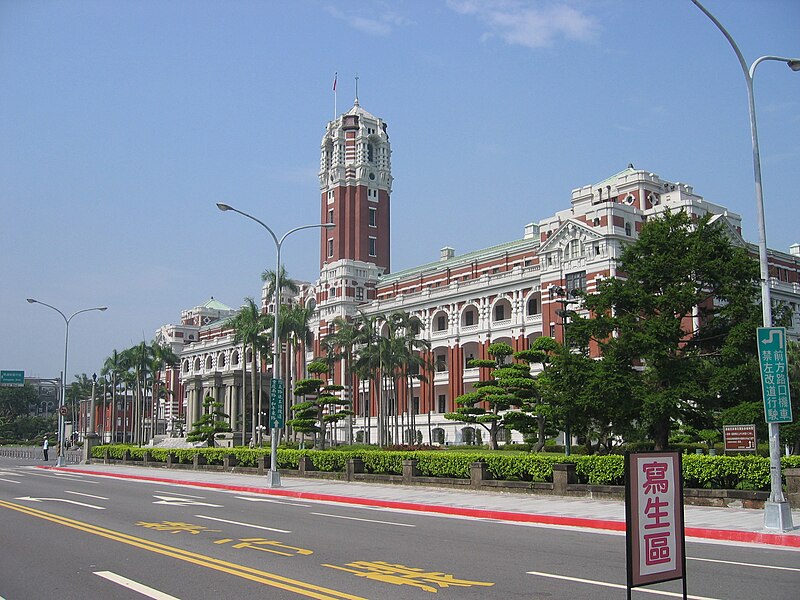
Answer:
[757,327,793,424]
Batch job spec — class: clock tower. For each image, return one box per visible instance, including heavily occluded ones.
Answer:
[317,99,392,322]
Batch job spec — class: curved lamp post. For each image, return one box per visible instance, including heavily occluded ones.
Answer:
[217,202,334,487]
[26,299,107,467]
[690,0,800,532]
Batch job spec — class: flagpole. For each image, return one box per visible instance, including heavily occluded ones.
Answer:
[333,71,337,119]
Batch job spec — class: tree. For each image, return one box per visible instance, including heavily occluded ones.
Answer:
[101,349,125,442]
[387,311,432,444]
[282,302,315,440]
[0,384,34,422]
[228,297,270,445]
[290,359,348,449]
[148,340,179,437]
[445,342,537,450]
[186,395,231,447]
[261,266,299,303]
[325,316,361,444]
[570,210,762,450]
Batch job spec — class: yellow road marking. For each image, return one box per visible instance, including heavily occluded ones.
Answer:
[0,499,365,600]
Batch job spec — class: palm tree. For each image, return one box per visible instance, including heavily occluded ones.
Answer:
[228,297,270,446]
[353,312,385,445]
[122,342,153,445]
[281,303,315,440]
[325,316,361,444]
[148,341,178,438]
[101,349,124,443]
[388,311,432,443]
[261,266,299,303]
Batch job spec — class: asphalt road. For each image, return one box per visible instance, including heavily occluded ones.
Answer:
[1,456,798,600]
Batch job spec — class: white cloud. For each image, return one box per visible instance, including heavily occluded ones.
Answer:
[447,0,597,48]
[325,4,411,36]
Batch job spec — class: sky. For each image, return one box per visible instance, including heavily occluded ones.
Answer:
[1,0,799,383]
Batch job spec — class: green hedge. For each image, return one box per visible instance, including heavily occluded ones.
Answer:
[92,445,800,491]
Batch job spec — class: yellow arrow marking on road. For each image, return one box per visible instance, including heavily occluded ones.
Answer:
[0,499,365,600]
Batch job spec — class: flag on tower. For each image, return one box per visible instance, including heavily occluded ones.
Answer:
[332,72,337,92]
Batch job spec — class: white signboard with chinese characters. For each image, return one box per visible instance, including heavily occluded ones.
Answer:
[625,452,686,595]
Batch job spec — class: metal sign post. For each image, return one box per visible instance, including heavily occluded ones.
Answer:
[757,327,794,531]
[625,451,687,600]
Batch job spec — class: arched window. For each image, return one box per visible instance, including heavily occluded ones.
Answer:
[527,296,540,316]
[431,428,445,444]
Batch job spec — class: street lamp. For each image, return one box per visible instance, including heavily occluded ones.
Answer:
[690,0,800,532]
[26,299,107,467]
[550,286,580,456]
[217,202,334,487]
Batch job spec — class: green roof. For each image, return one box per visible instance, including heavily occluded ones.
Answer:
[201,297,235,312]
[379,237,537,284]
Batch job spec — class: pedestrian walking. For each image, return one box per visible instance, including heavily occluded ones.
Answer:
[42,437,49,461]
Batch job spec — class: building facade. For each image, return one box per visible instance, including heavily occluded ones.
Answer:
[159,101,800,446]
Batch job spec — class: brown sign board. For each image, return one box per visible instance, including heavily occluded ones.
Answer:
[625,451,686,597]
[723,424,757,452]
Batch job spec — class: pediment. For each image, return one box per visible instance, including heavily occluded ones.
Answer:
[538,219,603,253]
[707,213,746,248]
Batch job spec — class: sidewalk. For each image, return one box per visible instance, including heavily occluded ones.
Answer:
[51,462,800,549]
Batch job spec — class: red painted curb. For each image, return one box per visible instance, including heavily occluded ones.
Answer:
[50,466,800,548]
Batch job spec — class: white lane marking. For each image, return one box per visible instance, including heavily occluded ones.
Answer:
[65,490,109,500]
[153,490,206,499]
[236,496,311,507]
[25,471,97,483]
[0,477,22,484]
[94,571,181,600]
[688,556,800,572]
[311,512,416,528]
[152,495,222,507]
[15,496,106,510]
[194,514,291,534]
[526,571,717,599]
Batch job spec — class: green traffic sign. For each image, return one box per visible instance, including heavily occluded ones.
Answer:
[757,327,793,424]
[0,370,24,386]
[269,379,285,428]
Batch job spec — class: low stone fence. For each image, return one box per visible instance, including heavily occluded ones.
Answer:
[0,445,83,464]
[92,450,800,510]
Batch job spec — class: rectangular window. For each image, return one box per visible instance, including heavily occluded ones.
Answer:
[495,305,505,320]
[369,207,376,227]
[565,270,587,294]
[328,209,334,224]
[437,316,446,331]
[355,287,364,301]
[465,311,474,326]
[328,238,334,258]
[412,397,419,415]
[368,237,376,257]
[438,395,446,413]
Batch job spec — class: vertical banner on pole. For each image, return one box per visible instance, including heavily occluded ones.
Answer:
[625,451,687,599]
